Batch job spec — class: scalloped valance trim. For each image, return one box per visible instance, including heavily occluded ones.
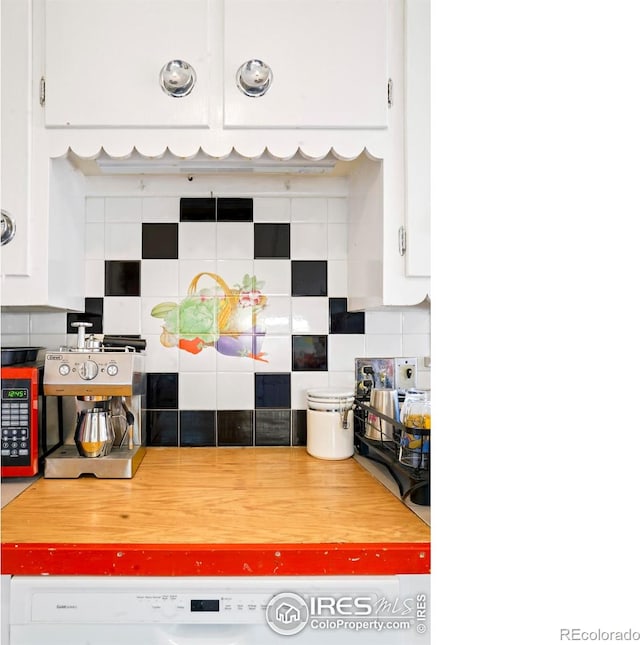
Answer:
[53,144,383,164]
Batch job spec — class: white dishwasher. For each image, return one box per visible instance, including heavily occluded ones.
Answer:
[2,574,429,644]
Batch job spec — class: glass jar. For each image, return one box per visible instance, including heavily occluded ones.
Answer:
[399,389,430,468]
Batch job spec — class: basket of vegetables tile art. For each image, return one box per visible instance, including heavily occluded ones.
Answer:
[151,272,268,361]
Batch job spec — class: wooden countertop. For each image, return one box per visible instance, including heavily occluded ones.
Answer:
[1,448,430,576]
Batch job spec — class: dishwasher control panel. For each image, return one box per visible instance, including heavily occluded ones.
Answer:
[30,591,273,623]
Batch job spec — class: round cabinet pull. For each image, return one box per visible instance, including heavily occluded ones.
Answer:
[1,210,16,246]
[159,60,197,98]
[236,59,273,97]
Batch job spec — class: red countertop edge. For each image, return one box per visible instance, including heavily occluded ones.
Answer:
[1,542,430,576]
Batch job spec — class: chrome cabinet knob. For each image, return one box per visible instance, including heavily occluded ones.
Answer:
[159,60,197,97]
[1,210,16,246]
[236,59,272,97]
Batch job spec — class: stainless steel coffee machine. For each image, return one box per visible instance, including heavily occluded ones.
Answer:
[43,323,146,478]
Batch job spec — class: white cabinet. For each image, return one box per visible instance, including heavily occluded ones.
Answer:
[43,0,209,128]
[222,0,389,129]
[43,0,388,132]
[404,0,429,280]
[1,156,87,312]
[1,0,85,311]
[346,0,429,309]
[1,0,31,277]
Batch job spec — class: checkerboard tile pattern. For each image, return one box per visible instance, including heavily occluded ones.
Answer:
[51,195,428,447]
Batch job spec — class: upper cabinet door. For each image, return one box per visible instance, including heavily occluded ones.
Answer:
[1,0,31,276]
[44,0,209,127]
[223,0,389,129]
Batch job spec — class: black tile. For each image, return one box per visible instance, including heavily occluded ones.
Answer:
[66,297,103,334]
[104,261,141,297]
[255,373,291,408]
[180,197,216,222]
[291,261,327,297]
[217,411,254,446]
[146,410,178,446]
[329,297,365,334]
[142,223,178,259]
[217,198,253,222]
[84,297,104,316]
[292,410,307,446]
[179,410,216,447]
[254,223,290,259]
[146,373,178,409]
[292,335,328,371]
[255,410,291,446]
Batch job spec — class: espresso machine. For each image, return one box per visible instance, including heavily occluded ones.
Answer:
[42,322,146,478]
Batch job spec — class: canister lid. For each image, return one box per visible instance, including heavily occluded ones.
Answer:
[307,388,354,411]
[307,388,354,401]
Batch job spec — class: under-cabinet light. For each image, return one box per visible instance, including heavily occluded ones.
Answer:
[94,157,337,175]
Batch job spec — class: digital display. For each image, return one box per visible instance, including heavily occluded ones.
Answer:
[190,599,220,612]
[2,388,28,400]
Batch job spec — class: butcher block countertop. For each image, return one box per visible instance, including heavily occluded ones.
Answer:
[1,447,430,576]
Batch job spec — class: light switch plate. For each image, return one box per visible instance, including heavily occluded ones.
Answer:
[394,357,418,393]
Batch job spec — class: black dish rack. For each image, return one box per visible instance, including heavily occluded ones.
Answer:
[354,400,430,506]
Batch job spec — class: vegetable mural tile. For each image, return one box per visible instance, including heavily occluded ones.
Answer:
[151,272,269,362]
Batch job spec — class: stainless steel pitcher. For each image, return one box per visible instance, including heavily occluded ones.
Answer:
[74,408,115,458]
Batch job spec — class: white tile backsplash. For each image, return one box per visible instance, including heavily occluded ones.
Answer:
[178,222,216,259]
[290,222,328,259]
[85,222,105,259]
[403,307,430,334]
[141,260,180,298]
[0,313,30,334]
[259,296,291,334]
[254,260,291,296]
[254,335,291,372]
[84,260,105,297]
[291,298,329,334]
[1,193,431,427]
[105,222,142,260]
[180,371,217,410]
[144,335,179,372]
[86,197,105,222]
[327,260,348,297]
[216,372,254,409]
[30,312,67,334]
[105,197,142,222]
[327,223,348,260]
[178,259,218,295]
[253,197,291,222]
[216,260,256,288]
[142,197,180,222]
[327,198,348,223]
[292,197,327,222]
[216,222,253,260]
[366,311,403,335]
[102,297,142,334]
[403,333,430,359]
[365,333,403,357]
[328,335,366,372]
[290,372,330,408]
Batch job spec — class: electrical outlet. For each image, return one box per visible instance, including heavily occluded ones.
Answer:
[394,357,418,393]
[355,358,395,400]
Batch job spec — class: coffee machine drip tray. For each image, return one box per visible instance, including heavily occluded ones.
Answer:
[44,446,146,479]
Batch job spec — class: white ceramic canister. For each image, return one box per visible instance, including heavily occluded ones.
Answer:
[306,388,355,460]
